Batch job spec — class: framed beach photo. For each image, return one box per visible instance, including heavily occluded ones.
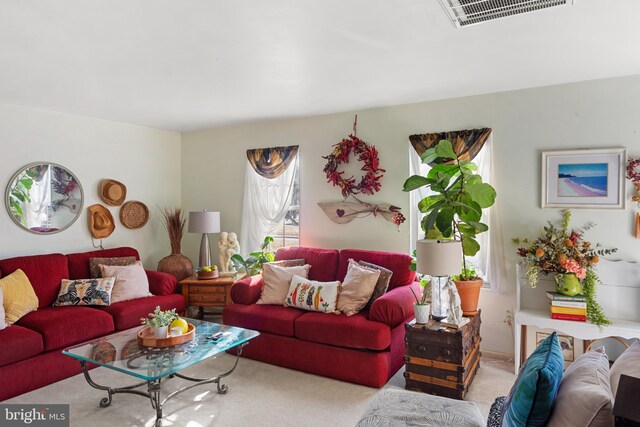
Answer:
[541,148,626,209]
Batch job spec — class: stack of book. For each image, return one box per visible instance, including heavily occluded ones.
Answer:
[546,292,587,322]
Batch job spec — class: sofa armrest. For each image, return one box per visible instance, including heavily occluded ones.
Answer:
[230,275,264,305]
[369,282,420,328]
[146,270,178,296]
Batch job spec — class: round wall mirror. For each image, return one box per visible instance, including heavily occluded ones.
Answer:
[5,162,84,234]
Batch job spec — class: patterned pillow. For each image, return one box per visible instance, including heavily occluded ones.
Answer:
[359,261,393,309]
[89,256,137,278]
[500,332,564,427]
[284,275,340,313]
[54,277,115,306]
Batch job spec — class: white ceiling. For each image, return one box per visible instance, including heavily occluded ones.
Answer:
[1,1,639,132]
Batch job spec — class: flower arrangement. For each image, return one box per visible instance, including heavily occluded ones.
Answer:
[626,157,640,183]
[322,134,385,198]
[140,306,178,328]
[513,210,616,327]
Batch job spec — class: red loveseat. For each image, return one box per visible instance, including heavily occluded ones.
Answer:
[223,247,418,387]
[0,247,186,401]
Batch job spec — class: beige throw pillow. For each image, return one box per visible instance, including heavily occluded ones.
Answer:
[0,288,7,330]
[257,263,310,305]
[0,269,38,324]
[338,259,381,316]
[100,261,152,303]
[284,275,340,313]
[547,346,614,427]
[610,339,640,398]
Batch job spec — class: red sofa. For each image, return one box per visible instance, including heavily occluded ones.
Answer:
[223,247,418,388]
[0,247,186,401]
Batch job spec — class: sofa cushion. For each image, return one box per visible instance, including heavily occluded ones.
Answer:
[284,275,340,313]
[501,331,564,427]
[98,293,186,330]
[100,261,152,303]
[338,249,415,290]
[53,277,115,306]
[223,303,305,337]
[89,256,137,278]
[610,339,640,398]
[360,261,392,309]
[0,324,44,368]
[0,269,39,324]
[547,346,614,427]
[0,253,68,308]
[295,311,391,351]
[67,247,140,279]
[17,306,114,351]
[257,263,310,305]
[275,247,339,282]
[338,259,380,316]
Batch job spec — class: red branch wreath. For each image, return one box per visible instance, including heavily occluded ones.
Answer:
[627,157,640,183]
[322,134,385,197]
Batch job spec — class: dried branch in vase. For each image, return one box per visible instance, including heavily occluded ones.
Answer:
[161,207,186,255]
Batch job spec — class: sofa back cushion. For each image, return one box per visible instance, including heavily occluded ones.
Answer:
[275,247,339,282]
[67,247,140,279]
[0,253,68,308]
[338,249,415,291]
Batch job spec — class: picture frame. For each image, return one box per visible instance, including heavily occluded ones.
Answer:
[541,148,626,209]
[536,331,574,362]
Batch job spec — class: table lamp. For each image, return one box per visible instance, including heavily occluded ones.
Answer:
[415,239,462,321]
[188,210,220,268]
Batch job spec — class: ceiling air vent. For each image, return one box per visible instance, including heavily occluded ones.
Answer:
[438,0,576,28]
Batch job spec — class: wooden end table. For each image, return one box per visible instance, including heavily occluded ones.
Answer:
[404,311,481,400]
[179,273,246,319]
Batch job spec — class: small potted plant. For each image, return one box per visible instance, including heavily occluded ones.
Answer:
[141,306,178,338]
[409,255,432,324]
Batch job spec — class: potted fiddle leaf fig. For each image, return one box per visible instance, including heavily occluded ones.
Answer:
[403,139,496,315]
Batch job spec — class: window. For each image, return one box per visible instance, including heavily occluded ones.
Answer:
[240,146,300,254]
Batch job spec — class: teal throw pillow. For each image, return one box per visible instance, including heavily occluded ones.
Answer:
[501,331,564,427]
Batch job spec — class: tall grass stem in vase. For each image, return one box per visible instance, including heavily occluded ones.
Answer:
[157,207,194,281]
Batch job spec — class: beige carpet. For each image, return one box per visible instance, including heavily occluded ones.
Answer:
[6,351,515,426]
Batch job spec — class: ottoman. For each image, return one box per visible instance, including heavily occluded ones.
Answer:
[356,388,485,427]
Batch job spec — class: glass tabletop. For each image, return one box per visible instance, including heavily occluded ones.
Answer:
[62,319,259,381]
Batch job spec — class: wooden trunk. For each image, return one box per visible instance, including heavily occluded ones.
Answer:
[404,311,481,400]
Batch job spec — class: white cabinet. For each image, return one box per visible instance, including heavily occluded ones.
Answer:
[514,259,640,373]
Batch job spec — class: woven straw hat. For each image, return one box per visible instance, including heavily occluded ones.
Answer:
[120,201,149,229]
[100,179,127,206]
[88,204,115,239]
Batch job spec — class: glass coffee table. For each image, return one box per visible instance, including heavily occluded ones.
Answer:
[63,319,258,426]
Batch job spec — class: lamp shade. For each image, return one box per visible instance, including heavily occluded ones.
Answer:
[188,211,220,233]
[416,239,462,277]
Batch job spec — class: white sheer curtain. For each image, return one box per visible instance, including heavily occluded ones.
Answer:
[408,137,506,292]
[240,156,298,255]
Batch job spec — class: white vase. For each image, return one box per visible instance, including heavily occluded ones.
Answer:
[151,326,168,339]
[414,303,431,324]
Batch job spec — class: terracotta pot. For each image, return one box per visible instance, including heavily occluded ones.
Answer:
[157,253,194,281]
[454,279,483,315]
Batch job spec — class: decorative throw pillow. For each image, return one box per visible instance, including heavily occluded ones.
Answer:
[89,256,137,278]
[337,259,381,316]
[53,277,116,307]
[284,275,340,313]
[359,261,393,309]
[500,331,564,427]
[610,339,640,398]
[0,288,7,330]
[100,261,152,303]
[257,263,311,305]
[547,346,614,427]
[267,258,306,268]
[0,269,38,324]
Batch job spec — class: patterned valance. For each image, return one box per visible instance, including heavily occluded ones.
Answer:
[409,128,492,165]
[246,145,299,179]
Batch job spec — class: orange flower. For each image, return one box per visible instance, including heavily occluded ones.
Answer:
[589,256,599,265]
[557,253,568,264]
[535,248,545,258]
[563,239,574,247]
